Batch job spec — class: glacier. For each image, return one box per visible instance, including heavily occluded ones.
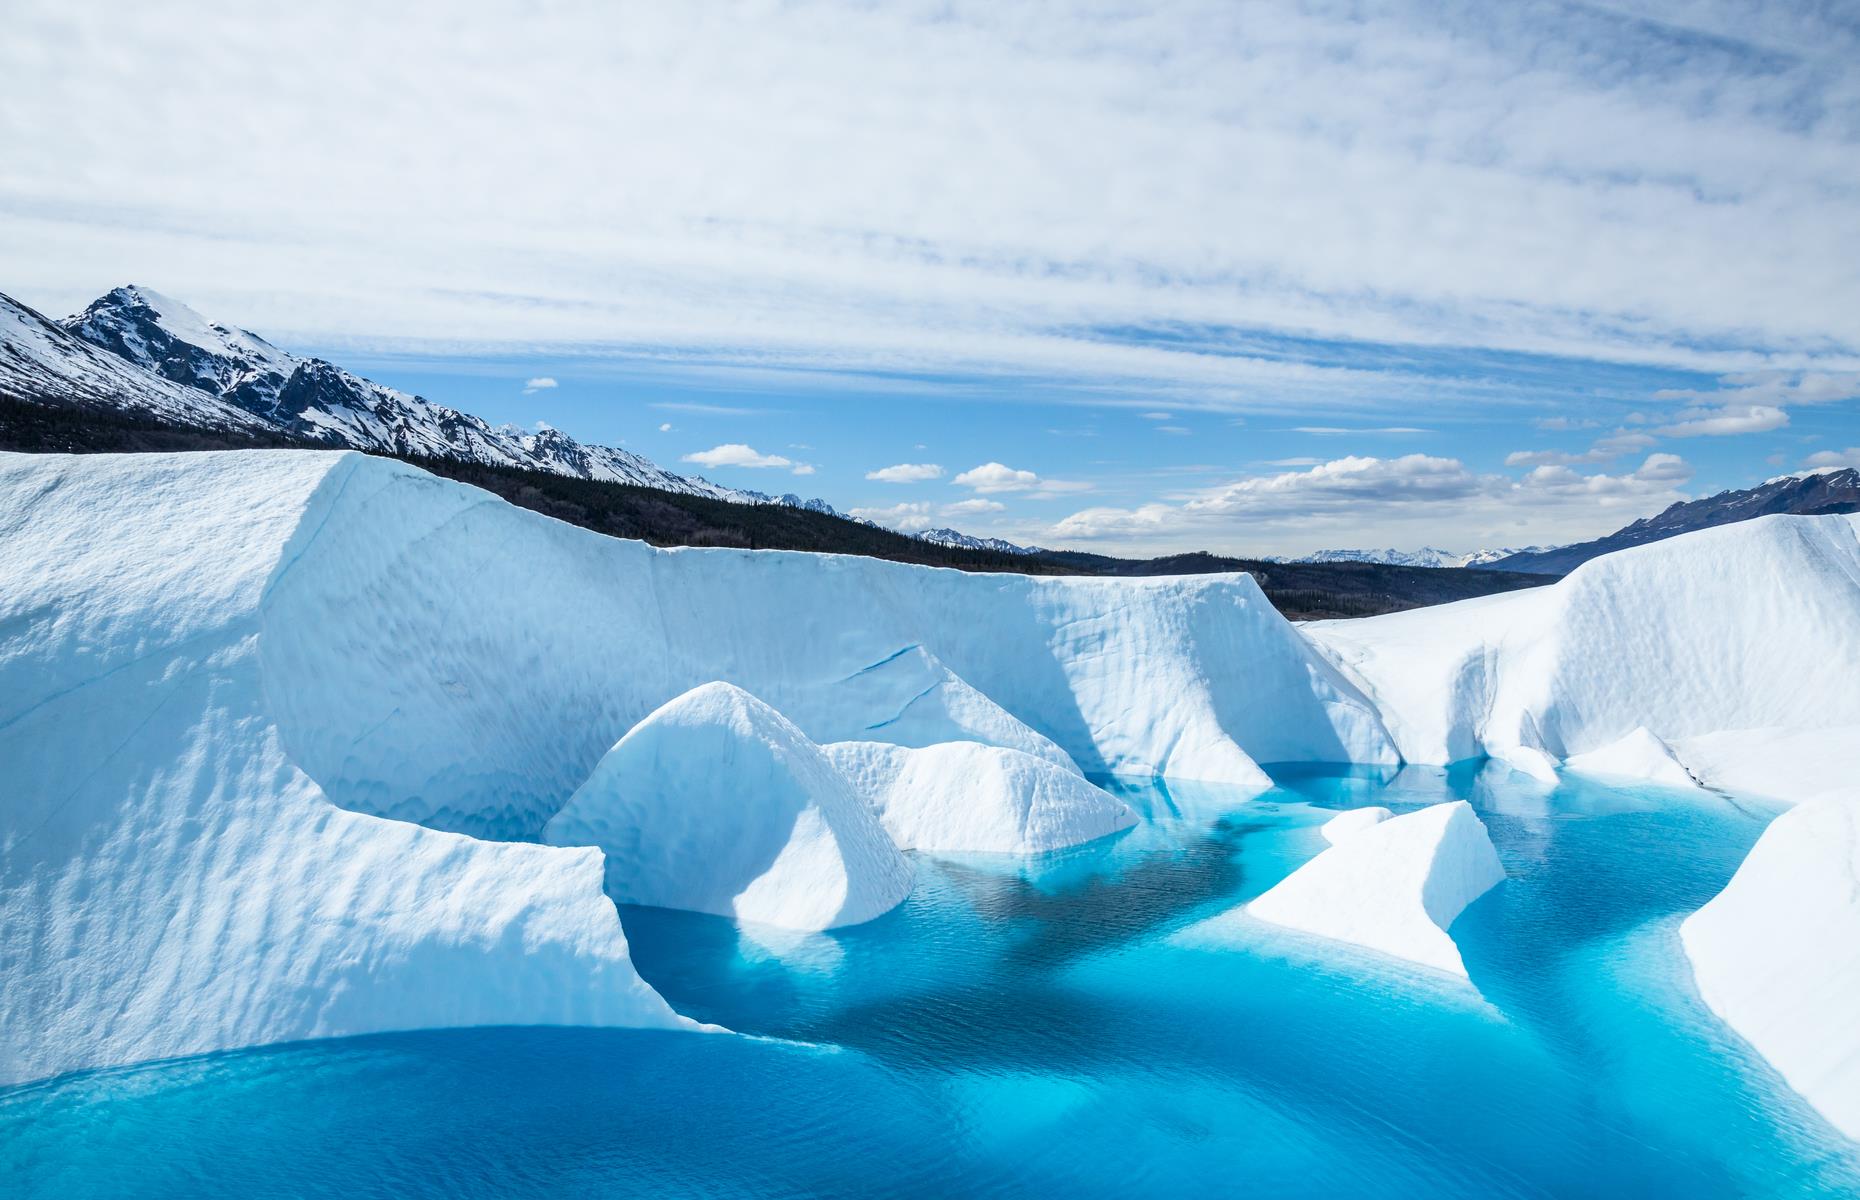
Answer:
[0,448,1391,1084]
[824,740,1138,855]
[1680,796,1860,1143]
[543,683,912,931]
[1232,802,1505,978]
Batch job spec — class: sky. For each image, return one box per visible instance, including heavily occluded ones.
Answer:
[4,0,1859,556]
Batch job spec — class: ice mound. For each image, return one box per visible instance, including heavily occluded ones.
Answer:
[1305,513,1860,807]
[1681,796,1860,1141]
[824,740,1138,854]
[1247,802,1506,976]
[779,643,1080,774]
[1564,727,1699,790]
[545,683,912,930]
[0,452,689,1086]
[1321,806,1392,844]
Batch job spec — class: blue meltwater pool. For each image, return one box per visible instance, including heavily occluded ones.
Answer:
[6,765,1859,1198]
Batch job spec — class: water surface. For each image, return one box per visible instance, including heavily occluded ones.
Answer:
[7,765,1857,1197]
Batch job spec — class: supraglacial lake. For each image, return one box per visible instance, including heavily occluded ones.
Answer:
[6,765,1860,1198]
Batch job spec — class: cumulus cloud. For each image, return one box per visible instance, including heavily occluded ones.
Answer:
[1656,372,1860,410]
[658,422,673,432]
[1655,404,1788,438]
[1049,453,1693,552]
[522,376,557,394]
[853,497,1005,532]
[682,443,793,469]
[866,463,944,483]
[790,463,816,476]
[951,462,1092,498]
[1505,430,1656,467]
[1804,448,1860,471]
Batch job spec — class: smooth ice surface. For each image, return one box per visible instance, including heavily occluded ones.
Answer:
[1230,801,1505,976]
[6,769,1856,1199]
[1306,513,1860,807]
[1683,795,1860,1142]
[825,739,1138,854]
[1566,727,1701,790]
[1321,805,1391,843]
[544,683,911,930]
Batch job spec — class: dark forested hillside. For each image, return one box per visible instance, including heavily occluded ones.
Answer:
[0,395,1550,618]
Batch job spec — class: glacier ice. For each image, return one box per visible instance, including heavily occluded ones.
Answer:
[0,452,690,1087]
[543,683,912,930]
[1564,727,1700,790]
[1245,802,1505,977]
[1306,512,1860,807]
[825,740,1137,855]
[1682,796,1860,1142]
[1,448,1392,1084]
[1321,806,1392,844]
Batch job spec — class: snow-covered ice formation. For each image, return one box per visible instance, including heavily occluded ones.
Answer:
[543,684,911,930]
[1320,806,1392,844]
[1305,513,1860,808]
[1564,727,1700,790]
[1246,802,1506,977]
[825,740,1138,855]
[0,449,1394,1084]
[1681,796,1860,1142]
[0,452,690,1087]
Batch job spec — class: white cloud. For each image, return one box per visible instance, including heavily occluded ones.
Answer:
[790,463,816,476]
[1803,448,1860,471]
[952,461,1090,497]
[1504,430,1655,467]
[8,0,1860,412]
[1656,371,1860,410]
[1155,425,1190,435]
[682,443,793,469]
[658,422,672,432]
[1140,411,1172,420]
[865,462,944,483]
[1655,404,1789,438]
[852,497,1005,532]
[1049,452,1693,555]
[522,376,557,394]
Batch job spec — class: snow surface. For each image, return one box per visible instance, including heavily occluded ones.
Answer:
[0,449,1396,1083]
[543,684,911,930]
[1244,802,1506,977]
[1305,513,1860,806]
[1682,795,1860,1141]
[825,740,1137,855]
[1321,806,1392,844]
[0,451,690,1087]
[1564,727,1700,790]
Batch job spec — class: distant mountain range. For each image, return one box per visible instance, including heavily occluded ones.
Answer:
[1265,546,1558,569]
[1475,468,1860,575]
[913,527,1044,555]
[6,284,844,510]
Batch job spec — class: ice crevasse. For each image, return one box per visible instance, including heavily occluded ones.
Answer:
[0,449,1394,1085]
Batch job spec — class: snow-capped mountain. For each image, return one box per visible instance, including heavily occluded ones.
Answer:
[1,290,272,433]
[913,527,1040,555]
[1263,546,1554,569]
[1479,468,1860,575]
[28,284,841,508]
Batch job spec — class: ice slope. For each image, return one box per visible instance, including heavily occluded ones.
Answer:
[543,684,911,930]
[251,452,1394,842]
[1681,795,1860,1142]
[1321,806,1392,844]
[1244,802,1506,977]
[1564,727,1700,790]
[1304,513,1860,805]
[0,452,688,1087]
[825,740,1137,855]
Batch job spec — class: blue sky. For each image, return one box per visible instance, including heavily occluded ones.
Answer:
[5,0,1859,555]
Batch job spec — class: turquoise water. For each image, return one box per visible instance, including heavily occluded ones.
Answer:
[7,765,1860,1198]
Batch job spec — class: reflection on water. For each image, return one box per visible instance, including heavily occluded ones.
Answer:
[5,764,1857,1198]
